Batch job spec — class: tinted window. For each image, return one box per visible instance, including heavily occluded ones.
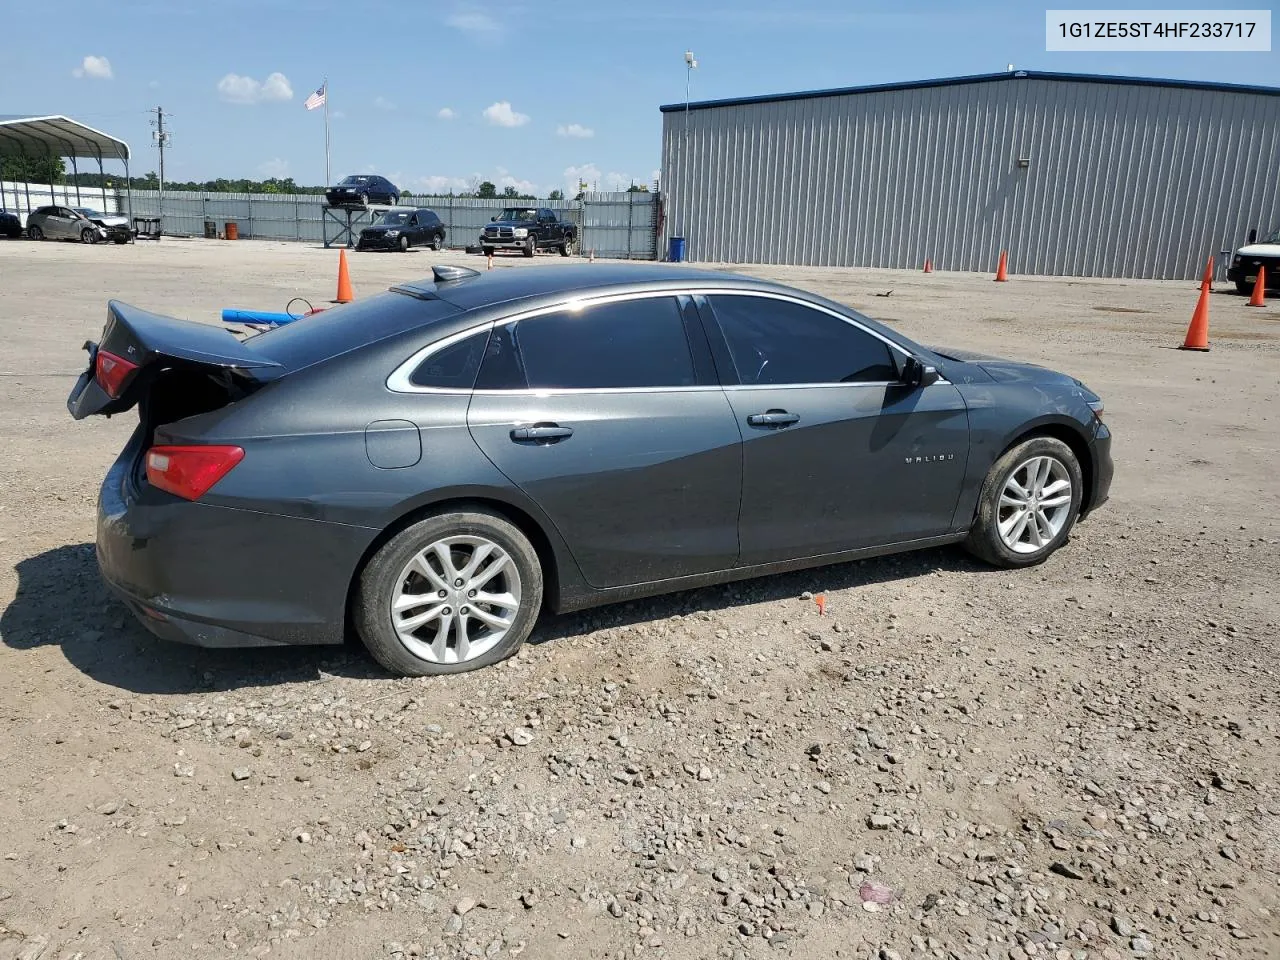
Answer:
[709,295,898,385]
[477,298,696,390]
[410,329,488,388]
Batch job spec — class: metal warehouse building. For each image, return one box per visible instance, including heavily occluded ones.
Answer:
[659,70,1280,280]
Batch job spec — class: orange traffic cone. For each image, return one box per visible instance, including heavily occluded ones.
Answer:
[1179,284,1211,351]
[994,250,1009,282]
[814,594,826,616]
[1201,256,1215,292]
[1247,266,1267,307]
[923,258,932,273]
[335,248,354,303]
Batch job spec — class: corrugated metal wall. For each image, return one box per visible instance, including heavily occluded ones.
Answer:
[661,76,1280,279]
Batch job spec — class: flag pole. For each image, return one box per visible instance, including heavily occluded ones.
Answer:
[323,78,331,187]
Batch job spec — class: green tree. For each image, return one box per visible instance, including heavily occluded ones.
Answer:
[1,155,66,183]
[400,188,413,198]
[626,183,649,193]
[547,189,564,201]
[476,180,498,199]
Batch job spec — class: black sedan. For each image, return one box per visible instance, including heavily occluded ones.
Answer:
[357,207,446,252]
[68,265,1112,677]
[325,174,399,208]
[0,210,21,238]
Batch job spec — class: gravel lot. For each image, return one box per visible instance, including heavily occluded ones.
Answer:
[1,238,1277,960]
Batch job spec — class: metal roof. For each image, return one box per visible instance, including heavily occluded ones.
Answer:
[0,115,130,162]
[658,69,1280,113]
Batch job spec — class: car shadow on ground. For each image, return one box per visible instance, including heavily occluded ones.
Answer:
[3,541,993,695]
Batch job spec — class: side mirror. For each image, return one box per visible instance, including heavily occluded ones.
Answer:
[902,356,941,389]
[1248,228,1258,244]
[491,216,498,222]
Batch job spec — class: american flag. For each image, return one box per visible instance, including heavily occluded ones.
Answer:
[304,84,326,111]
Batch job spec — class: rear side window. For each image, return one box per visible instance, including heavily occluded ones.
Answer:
[479,297,696,390]
[708,295,898,385]
[409,329,489,388]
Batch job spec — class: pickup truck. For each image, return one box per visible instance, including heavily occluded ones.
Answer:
[1227,224,1280,294]
[480,206,576,257]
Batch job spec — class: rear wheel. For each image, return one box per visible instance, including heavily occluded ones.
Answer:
[964,436,1082,568]
[355,510,544,677]
[27,225,43,241]
[398,235,410,252]
[523,236,536,258]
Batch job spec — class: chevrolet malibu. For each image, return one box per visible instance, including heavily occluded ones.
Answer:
[68,264,1112,677]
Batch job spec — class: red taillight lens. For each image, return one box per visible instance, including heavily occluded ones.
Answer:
[145,445,244,500]
[94,348,138,399]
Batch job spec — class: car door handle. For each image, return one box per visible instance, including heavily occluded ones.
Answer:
[747,410,801,428]
[510,424,574,443]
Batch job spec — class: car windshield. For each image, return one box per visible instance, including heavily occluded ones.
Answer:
[499,208,537,222]
[1262,226,1280,244]
[376,210,412,226]
[74,208,103,218]
[341,176,371,185]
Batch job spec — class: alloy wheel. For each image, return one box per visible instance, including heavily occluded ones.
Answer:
[997,455,1073,554]
[390,535,522,664]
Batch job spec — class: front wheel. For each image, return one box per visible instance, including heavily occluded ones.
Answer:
[523,236,536,258]
[359,193,369,207]
[964,436,1083,568]
[81,227,99,244]
[432,233,444,251]
[398,235,410,252]
[1236,280,1252,295]
[482,246,495,258]
[27,225,43,241]
[355,510,544,677]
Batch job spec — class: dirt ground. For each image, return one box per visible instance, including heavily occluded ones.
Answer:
[0,237,1277,960]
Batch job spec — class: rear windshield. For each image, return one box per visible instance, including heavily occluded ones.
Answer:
[248,290,460,370]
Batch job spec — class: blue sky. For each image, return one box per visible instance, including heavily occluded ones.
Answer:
[6,0,1277,195]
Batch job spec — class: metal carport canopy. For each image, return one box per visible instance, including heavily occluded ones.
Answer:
[0,114,133,227]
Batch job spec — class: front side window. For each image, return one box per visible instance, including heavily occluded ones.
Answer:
[476,297,697,391]
[708,295,898,385]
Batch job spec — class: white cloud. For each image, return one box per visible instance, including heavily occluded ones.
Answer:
[374,96,396,112]
[217,71,293,105]
[557,123,594,139]
[437,107,457,120]
[498,174,539,195]
[331,109,347,120]
[148,79,159,89]
[415,174,476,195]
[483,101,529,127]
[73,55,113,80]
[448,10,500,35]
[259,158,290,179]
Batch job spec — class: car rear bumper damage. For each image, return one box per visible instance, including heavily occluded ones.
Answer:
[96,439,375,648]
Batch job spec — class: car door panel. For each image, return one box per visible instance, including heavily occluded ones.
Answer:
[723,383,969,564]
[464,295,742,589]
[700,293,970,565]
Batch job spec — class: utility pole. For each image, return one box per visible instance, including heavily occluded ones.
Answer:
[150,106,171,226]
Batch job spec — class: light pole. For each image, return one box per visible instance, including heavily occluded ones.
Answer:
[683,50,697,156]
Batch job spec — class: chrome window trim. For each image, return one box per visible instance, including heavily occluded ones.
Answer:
[386,286,948,395]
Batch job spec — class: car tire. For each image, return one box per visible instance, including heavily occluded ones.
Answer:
[963,436,1083,569]
[432,233,444,251]
[523,236,536,258]
[359,193,369,207]
[560,236,574,257]
[81,227,99,244]
[482,246,494,258]
[113,237,129,244]
[398,235,410,252]
[27,225,43,241]
[1235,280,1252,295]
[355,509,544,677]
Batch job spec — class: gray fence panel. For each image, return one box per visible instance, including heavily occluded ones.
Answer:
[109,189,658,258]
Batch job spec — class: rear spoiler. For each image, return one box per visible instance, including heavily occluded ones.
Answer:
[67,300,282,420]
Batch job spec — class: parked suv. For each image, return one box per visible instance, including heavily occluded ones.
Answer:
[357,208,446,252]
[480,206,576,258]
[326,175,400,208]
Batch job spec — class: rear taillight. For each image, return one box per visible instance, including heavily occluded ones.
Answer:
[145,445,244,500]
[95,348,138,399]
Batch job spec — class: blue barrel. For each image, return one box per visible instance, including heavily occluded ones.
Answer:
[668,236,686,263]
